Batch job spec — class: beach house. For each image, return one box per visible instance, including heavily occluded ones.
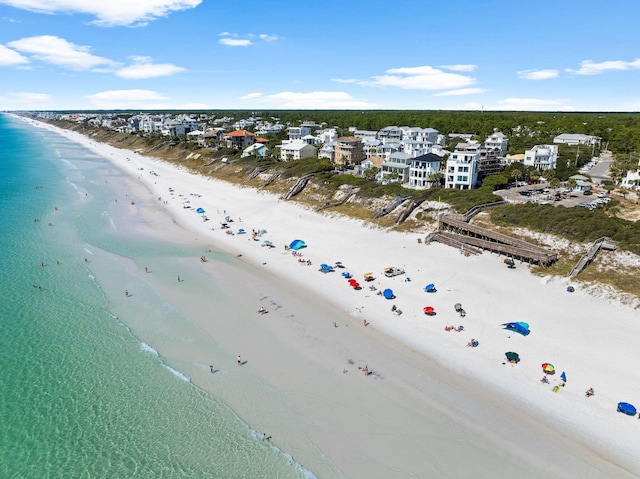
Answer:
[225,130,256,150]
[485,131,509,155]
[279,141,317,161]
[407,153,442,189]
[380,151,411,183]
[524,144,558,170]
[445,143,479,189]
[241,143,268,159]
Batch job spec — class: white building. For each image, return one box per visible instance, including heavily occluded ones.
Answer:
[553,133,601,147]
[407,153,441,189]
[380,151,411,183]
[280,141,317,161]
[485,131,509,155]
[378,126,403,143]
[445,144,479,189]
[315,128,338,144]
[287,126,312,141]
[524,144,558,170]
[318,142,335,161]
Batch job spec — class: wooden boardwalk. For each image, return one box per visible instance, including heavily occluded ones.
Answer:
[568,237,618,276]
[432,214,558,266]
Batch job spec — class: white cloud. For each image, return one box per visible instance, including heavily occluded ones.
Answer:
[362,65,476,90]
[8,35,116,70]
[218,32,278,47]
[440,64,477,72]
[493,97,571,111]
[116,60,184,79]
[435,88,486,96]
[0,91,52,110]
[0,44,28,65]
[567,58,640,75]
[238,92,263,100]
[219,38,252,47]
[258,34,278,42]
[0,0,202,27]
[239,91,377,109]
[84,89,168,108]
[331,78,359,84]
[517,69,559,80]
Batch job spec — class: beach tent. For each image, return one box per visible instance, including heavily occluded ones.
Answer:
[541,363,555,374]
[505,352,520,363]
[341,272,352,278]
[383,288,395,300]
[424,284,437,293]
[617,402,637,416]
[501,322,530,336]
[319,264,334,273]
[560,372,567,382]
[289,239,306,250]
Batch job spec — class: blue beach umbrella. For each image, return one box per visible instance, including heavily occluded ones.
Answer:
[383,288,395,300]
[617,402,637,416]
[196,207,205,214]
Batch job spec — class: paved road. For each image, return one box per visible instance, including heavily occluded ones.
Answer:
[582,152,612,184]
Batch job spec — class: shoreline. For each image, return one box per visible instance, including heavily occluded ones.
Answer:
[16,114,640,477]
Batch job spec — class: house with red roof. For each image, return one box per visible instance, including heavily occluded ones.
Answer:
[224,130,255,150]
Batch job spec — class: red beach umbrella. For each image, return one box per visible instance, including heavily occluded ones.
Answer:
[423,306,435,315]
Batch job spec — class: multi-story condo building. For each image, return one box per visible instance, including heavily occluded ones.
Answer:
[334,137,364,166]
[445,143,479,189]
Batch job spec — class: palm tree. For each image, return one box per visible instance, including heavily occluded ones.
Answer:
[510,168,522,187]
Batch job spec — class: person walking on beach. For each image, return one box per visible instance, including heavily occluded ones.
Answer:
[125,290,129,297]
[237,355,242,365]
[209,365,214,373]
[177,275,181,282]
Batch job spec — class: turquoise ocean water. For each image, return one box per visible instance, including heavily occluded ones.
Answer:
[0,114,310,478]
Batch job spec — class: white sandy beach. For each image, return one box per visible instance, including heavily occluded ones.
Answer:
[21,117,640,478]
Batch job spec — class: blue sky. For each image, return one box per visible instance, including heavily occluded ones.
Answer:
[1,0,639,111]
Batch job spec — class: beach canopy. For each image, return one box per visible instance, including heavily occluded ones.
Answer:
[502,322,530,336]
[319,264,334,273]
[424,284,437,292]
[383,288,395,300]
[289,239,306,250]
[542,363,555,374]
[617,402,637,416]
[505,351,520,362]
